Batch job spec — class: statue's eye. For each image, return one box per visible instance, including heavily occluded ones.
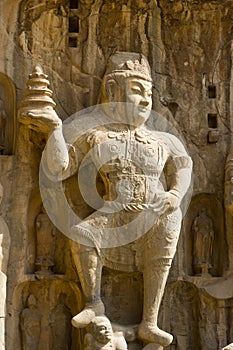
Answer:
[131,87,142,94]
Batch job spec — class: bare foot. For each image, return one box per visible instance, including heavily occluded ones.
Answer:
[138,321,173,347]
[72,301,105,328]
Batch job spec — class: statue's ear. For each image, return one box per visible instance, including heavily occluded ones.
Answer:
[105,79,117,102]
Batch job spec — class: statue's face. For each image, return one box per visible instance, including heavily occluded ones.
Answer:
[94,321,113,344]
[124,77,152,118]
[105,76,152,126]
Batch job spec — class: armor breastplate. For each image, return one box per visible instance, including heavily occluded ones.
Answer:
[87,127,169,205]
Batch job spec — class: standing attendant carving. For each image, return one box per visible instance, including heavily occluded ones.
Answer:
[192,208,214,275]
[20,294,41,350]
[18,53,192,348]
[35,208,56,274]
[50,295,72,350]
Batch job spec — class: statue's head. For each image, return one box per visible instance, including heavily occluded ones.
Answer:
[101,52,153,126]
[27,294,37,308]
[89,316,113,344]
[199,207,207,216]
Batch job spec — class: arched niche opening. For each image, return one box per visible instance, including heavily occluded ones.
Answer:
[183,193,225,277]
[9,279,83,350]
[27,189,70,275]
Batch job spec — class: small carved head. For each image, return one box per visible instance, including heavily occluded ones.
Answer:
[199,207,207,216]
[88,316,113,344]
[27,294,37,308]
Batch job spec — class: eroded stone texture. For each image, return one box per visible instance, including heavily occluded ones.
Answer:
[1,0,233,349]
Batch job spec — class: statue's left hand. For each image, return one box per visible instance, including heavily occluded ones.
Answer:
[163,192,179,211]
[151,191,179,214]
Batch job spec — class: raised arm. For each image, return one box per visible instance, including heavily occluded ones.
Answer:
[18,65,78,181]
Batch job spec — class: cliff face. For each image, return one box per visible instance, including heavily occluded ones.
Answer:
[0,1,233,349]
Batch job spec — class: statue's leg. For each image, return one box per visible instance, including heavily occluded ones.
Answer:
[138,209,182,347]
[70,242,105,328]
[138,258,173,347]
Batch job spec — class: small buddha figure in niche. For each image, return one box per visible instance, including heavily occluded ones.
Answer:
[35,207,56,274]
[20,294,41,350]
[84,316,128,350]
[0,98,7,154]
[192,207,214,275]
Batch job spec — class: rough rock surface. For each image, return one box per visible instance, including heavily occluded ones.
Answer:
[0,0,233,349]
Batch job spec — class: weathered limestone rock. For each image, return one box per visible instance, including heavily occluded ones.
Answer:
[2,1,233,349]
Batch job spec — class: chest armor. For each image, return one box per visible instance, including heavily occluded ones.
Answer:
[87,128,169,204]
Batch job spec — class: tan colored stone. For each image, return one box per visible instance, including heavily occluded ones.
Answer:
[2,1,233,349]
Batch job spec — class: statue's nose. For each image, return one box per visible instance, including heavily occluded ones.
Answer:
[140,99,150,107]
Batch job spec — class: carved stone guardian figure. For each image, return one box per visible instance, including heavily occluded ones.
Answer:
[18,52,192,348]
[192,208,214,275]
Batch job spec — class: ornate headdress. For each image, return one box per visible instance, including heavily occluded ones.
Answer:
[104,51,152,82]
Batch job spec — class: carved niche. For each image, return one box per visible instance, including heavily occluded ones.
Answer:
[184,193,225,277]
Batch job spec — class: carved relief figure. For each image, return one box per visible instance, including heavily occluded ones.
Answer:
[35,208,56,274]
[0,183,10,349]
[20,294,41,350]
[192,208,214,275]
[18,52,192,348]
[50,294,72,350]
[0,98,7,154]
[84,316,128,350]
